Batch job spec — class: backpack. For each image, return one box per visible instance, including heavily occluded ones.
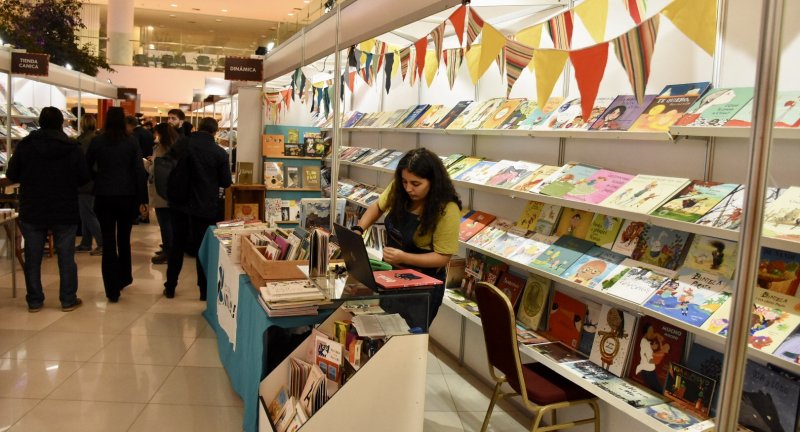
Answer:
[153,148,191,204]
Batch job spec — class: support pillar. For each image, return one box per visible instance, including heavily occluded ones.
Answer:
[107,0,134,66]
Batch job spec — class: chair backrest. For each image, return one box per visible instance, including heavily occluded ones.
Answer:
[475,282,526,396]
[197,55,210,65]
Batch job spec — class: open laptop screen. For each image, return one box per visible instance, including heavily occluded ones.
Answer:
[333,223,380,292]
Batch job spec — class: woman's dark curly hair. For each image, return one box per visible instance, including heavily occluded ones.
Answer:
[386,148,462,236]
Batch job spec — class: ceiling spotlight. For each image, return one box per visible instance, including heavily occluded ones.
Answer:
[304,0,310,3]
[65,63,73,70]
[288,12,294,16]
[147,25,154,30]
[170,3,177,7]
[169,14,176,17]
[215,18,222,22]
[221,8,228,12]
[267,41,275,51]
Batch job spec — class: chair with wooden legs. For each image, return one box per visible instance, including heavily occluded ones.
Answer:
[474,282,601,432]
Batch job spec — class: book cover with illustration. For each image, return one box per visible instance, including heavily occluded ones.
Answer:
[499,100,539,129]
[564,169,634,204]
[679,235,738,282]
[530,163,577,195]
[496,271,528,312]
[447,98,491,129]
[588,304,636,377]
[454,160,497,183]
[562,246,626,290]
[601,174,691,215]
[546,290,588,350]
[675,87,754,127]
[480,99,523,129]
[611,220,648,257]
[684,343,723,416]
[663,363,716,417]
[359,148,394,166]
[485,160,542,189]
[379,109,411,128]
[373,151,405,168]
[576,300,602,356]
[302,166,321,190]
[515,200,563,235]
[695,186,784,230]
[651,181,739,223]
[564,360,618,383]
[441,153,466,169]
[516,274,552,331]
[772,91,800,128]
[586,214,624,249]
[511,165,562,194]
[531,342,587,363]
[435,101,473,129]
[582,97,617,129]
[264,161,285,189]
[643,403,702,430]
[630,225,692,271]
[411,104,445,128]
[643,277,731,328]
[758,246,800,297]
[447,156,484,179]
[553,208,595,239]
[507,233,557,266]
[462,98,506,130]
[773,328,800,364]
[486,226,529,258]
[628,316,688,394]
[589,95,656,131]
[604,266,670,305]
[763,186,800,243]
[397,104,431,128]
[539,163,600,198]
[531,236,595,276]
[630,82,712,132]
[466,218,513,250]
[739,360,800,432]
[595,378,666,408]
[517,96,564,130]
[545,98,584,129]
[459,211,496,242]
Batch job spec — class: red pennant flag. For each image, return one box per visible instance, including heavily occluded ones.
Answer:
[414,37,428,79]
[347,71,356,92]
[570,42,609,122]
[625,0,645,24]
[448,5,467,47]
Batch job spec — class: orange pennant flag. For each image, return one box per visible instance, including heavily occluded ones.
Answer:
[570,43,609,122]
[414,37,428,79]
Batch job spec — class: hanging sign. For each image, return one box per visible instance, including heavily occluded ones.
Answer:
[11,52,49,76]
[224,56,263,82]
[117,88,138,101]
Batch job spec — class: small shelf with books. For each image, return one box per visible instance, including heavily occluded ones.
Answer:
[670,125,800,140]
[267,187,323,193]
[335,125,674,141]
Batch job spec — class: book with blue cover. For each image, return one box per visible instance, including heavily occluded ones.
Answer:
[397,104,431,128]
[531,236,595,276]
[562,246,627,289]
[643,277,731,328]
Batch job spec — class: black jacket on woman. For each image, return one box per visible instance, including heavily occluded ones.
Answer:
[85,133,148,206]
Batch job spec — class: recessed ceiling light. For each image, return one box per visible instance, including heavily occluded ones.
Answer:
[169,14,176,17]
[288,12,294,16]
[260,35,266,37]
[215,18,222,22]
[221,8,228,12]
[147,25,154,30]
[170,3,177,7]
[209,30,214,32]
[304,0,310,3]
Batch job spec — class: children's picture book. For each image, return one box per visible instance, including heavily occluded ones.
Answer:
[539,163,600,198]
[285,166,302,189]
[675,87,754,127]
[530,341,587,363]
[342,112,365,128]
[763,186,800,243]
[561,246,626,290]
[480,99,523,129]
[631,225,692,271]
[588,305,636,377]
[553,208,595,239]
[447,156,483,179]
[563,360,618,383]
[582,97,617,129]
[683,343,723,416]
[643,277,731,328]
[466,218,513,250]
[577,300,602,356]
[644,403,702,430]
[601,174,691,215]
[373,151,405,168]
[651,181,740,223]
[495,271,527,309]
[507,233,556,266]
[264,161,285,189]
[459,211,496,242]
[739,360,800,432]
[299,198,346,231]
[499,100,538,129]
[454,160,497,183]
[302,166,321,190]
[679,235,738,281]
[586,214,624,249]
[695,186,783,230]
[512,165,561,194]
[441,153,466,169]
[314,335,343,383]
[628,316,688,394]
[233,203,259,221]
[463,98,506,130]
[262,134,285,157]
[757,246,800,297]
[773,328,800,364]
[515,201,563,236]
[486,226,528,257]
[629,82,712,132]
[359,148,394,166]
[531,236,595,276]
[589,95,656,131]
[411,104,445,128]
[611,220,648,257]
[436,101,474,129]
[663,363,716,417]
[515,322,549,345]
[517,96,564,130]
[603,266,671,305]
[772,91,800,128]
[397,104,432,128]
[546,290,588,350]
[516,274,552,331]
[447,99,493,130]
[594,378,667,408]
[485,160,541,189]
[563,169,634,204]
[545,98,584,129]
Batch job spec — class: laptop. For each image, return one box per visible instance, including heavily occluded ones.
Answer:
[333,223,442,291]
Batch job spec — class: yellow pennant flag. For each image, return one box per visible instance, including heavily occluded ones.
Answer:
[516,23,543,49]
[466,44,482,84]
[424,50,439,87]
[359,39,376,54]
[662,0,716,56]
[391,50,400,79]
[478,24,507,82]
[575,0,608,44]
[533,49,569,110]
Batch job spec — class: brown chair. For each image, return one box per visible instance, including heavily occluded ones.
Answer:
[474,281,600,432]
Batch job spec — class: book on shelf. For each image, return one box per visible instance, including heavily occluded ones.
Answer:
[284,142,304,157]
[454,160,497,183]
[379,109,409,129]
[302,166,321,190]
[763,186,800,243]
[611,220,648,257]
[485,226,529,257]
[772,91,800,128]
[262,134,285,157]
[264,162,286,188]
[561,246,627,290]
[446,100,490,130]
[351,148,380,164]
[517,96,564,130]
[515,322,550,345]
[539,163,601,198]
[260,280,325,303]
[545,98,583,129]
[546,290,588,349]
[529,163,576,195]
[576,299,602,356]
[302,132,326,157]
[507,233,557,267]
[397,104,432,128]
[695,186,784,231]
[651,181,740,223]
[553,208,595,239]
[588,304,637,377]
[412,104,446,128]
[594,377,667,408]
[299,198,346,231]
[511,164,562,194]
[459,210,496,242]
[284,166,302,189]
[589,95,656,131]
[628,315,688,394]
[629,82,712,132]
[462,98,506,130]
[675,87,754,127]
[643,403,703,430]
[447,156,483,179]
[233,203,259,221]
[586,214,624,249]
[563,360,619,383]
[235,162,254,184]
[441,153,466,169]
[603,265,671,305]
[434,101,473,129]
[350,313,410,338]
[600,173,691,215]
[679,235,738,282]
[361,148,396,166]
[514,200,563,236]
[286,129,300,143]
[757,246,800,297]
[265,198,282,223]
[516,274,552,331]
[773,327,800,364]
[495,271,527,310]
[663,363,716,418]
[630,225,692,271]
[530,235,595,276]
[314,335,343,383]
[373,150,404,169]
[643,277,731,328]
[499,100,538,129]
[563,169,635,205]
[531,341,587,363]
[739,360,800,432]
[484,160,541,189]
[480,99,523,129]
[467,218,514,251]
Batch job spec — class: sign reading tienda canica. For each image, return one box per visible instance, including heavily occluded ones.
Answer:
[224,57,263,82]
[11,52,49,76]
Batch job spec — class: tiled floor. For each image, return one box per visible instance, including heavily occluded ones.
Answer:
[0,223,530,431]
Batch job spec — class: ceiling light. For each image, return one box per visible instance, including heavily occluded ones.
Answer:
[169,14,176,17]
[266,41,275,51]
[221,8,228,12]
[170,3,177,7]
[148,43,155,49]
[288,12,294,16]
[304,0,310,3]
[65,63,73,70]
[147,25,154,30]
[215,19,222,22]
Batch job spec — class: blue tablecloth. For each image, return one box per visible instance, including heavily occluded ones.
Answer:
[199,227,333,432]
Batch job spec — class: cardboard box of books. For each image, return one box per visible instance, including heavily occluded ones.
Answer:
[240,235,308,286]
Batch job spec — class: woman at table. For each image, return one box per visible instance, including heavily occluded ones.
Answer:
[354,147,462,325]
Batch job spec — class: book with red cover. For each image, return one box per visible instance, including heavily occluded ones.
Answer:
[459,211,496,242]
[547,290,588,350]
[495,272,526,310]
[627,316,688,394]
[373,269,443,289]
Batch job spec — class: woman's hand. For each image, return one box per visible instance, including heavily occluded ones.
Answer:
[139,204,149,216]
[382,247,406,266]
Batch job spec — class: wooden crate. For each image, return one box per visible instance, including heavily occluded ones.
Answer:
[240,236,308,286]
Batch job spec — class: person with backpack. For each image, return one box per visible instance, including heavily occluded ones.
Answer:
[164,117,231,300]
[146,122,178,264]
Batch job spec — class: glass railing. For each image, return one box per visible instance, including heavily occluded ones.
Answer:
[126,41,254,70]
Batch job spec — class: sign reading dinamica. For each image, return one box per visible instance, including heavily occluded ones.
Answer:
[11,52,49,76]
[224,57,263,82]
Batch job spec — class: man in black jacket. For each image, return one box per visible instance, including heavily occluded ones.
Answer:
[164,117,231,300]
[6,107,90,312]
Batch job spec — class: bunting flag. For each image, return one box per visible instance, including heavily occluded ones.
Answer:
[448,5,467,47]
[347,71,356,93]
[430,22,445,63]
[505,38,534,96]
[424,50,438,87]
[466,7,485,50]
[359,39,376,54]
[575,0,609,43]
[570,42,609,122]
[625,0,647,25]
[399,47,412,80]
[495,45,505,76]
[347,46,358,68]
[298,72,307,102]
[323,87,331,118]
[533,49,569,109]
[384,52,395,94]
[547,10,574,50]
[290,68,300,100]
[614,15,659,104]
[364,53,374,85]
[477,23,506,82]
[443,48,463,89]
[662,0,716,56]
[516,23,543,50]
[414,37,428,79]
[466,44,482,84]
[372,41,387,78]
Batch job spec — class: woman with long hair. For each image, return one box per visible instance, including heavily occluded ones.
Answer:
[355,147,462,325]
[146,122,179,264]
[76,114,103,255]
[85,107,148,303]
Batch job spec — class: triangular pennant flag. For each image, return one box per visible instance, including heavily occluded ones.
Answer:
[575,0,609,43]
[505,38,534,96]
[466,7,485,50]
[477,24,506,81]
[373,41,387,78]
[625,0,647,25]
[662,0,716,56]
[364,52,374,85]
[347,46,358,68]
[281,89,292,113]
[384,52,395,94]
[399,47,411,80]
[298,73,307,100]
[323,87,331,118]
[547,11,574,50]
[430,22,445,63]
[340,72,345,102]
[414,37,428,79]
[533,49,569,109]
[466,44,482,85]
[495,45,505,76]
[443,48,463,89]
[390,50,400,79]
[359,39,375,54]
[614,15,659,104]
[348,71,356,92]
[516,23,543,49]
[570,42,609,122]
[424,50,439,87]
[448,5,467,47]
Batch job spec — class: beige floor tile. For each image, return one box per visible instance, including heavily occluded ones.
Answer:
[147,296,207,315]
[0,329,37,357]
[457,411,528,432]
[0,358,82,398]
[123,312,206,338]
[427,348,443,374]
[42,309,143,335]
[0,398,39,431]
[436,349,472,375]
[196,322,217,339]
[83,291,163,311]
[178,338,223,368]
[88,335,194,366]
[128,404,243,432]
[424,411,465,432]
[150,366,242,407]
[443,373,497,413]
[9,399,145,432]
[0,305,68,332]
[3,331,109,361]
[47,362,173,403]
[425,374,458,412]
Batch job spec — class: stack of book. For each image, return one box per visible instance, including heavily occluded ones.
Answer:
[258,280,329,317]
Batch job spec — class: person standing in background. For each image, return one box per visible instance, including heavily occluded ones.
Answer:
[167,108,193,137]
[6,107,90,312]
[75,114,103,256]
[146,123,178,265]
[86,107,149,303]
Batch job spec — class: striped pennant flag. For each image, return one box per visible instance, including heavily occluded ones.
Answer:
[547,11,574,50]
[504,38,534,96]
[443,48,463,89]
[570,42,609,122]
[614,15,659,104]
[448,5,467,47]
[399,47,412,81]
[430,22,445,63]
[372,41,387,79]
[466,7,485,51]
[625,0,648,25]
